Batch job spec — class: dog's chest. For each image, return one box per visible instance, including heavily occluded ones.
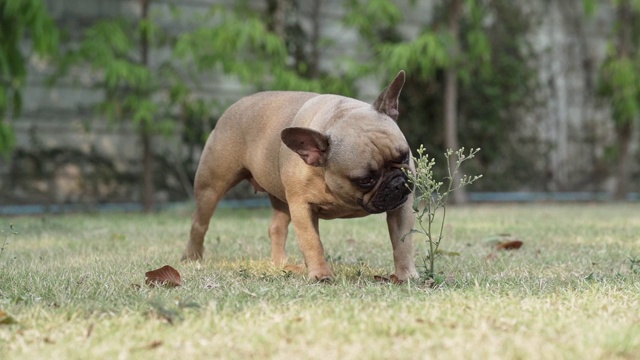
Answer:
[312,202,368,220]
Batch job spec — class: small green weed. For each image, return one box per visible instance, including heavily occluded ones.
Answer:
[0,223,16,262]
[629,256,640,274]
[405,146,482,282]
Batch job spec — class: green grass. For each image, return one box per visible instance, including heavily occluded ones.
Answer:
[1,203,639,359]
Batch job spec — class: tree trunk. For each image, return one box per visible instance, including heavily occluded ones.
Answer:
[444,0,466,204]
[613,122,631,200]
[309,0,321,78]
[266,0,289,37]
[141,130,154,211]
[140,0,154,212]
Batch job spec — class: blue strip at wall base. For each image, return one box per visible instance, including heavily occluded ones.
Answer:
[0,192,637,216]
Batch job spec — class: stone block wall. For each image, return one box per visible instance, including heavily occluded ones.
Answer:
[1,0,638,208]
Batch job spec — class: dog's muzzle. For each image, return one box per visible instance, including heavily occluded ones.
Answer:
[358,171,413,214]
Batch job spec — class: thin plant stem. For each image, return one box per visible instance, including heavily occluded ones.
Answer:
[1,224,15,260]
[405,146,482,281]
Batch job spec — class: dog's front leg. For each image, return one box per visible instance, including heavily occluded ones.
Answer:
[268,195,291,266]
[289,203,334,281]
[386,194,419,281]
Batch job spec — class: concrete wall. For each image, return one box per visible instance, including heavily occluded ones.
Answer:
[525,0,637,191]
[1,0,638,207]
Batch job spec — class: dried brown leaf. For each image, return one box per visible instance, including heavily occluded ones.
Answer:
[132,340,164,352]
[495,240,524,250]
[146,340,163,349]
[86,323,94,339]
[373,275,388,282]
[145,265,182,288]
[0,310,17,325]
[373,275,404,284]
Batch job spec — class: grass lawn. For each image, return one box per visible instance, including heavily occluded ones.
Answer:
[1,203,639,359]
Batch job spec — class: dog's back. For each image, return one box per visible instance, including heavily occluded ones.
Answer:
[201,91,319,200]
[219,91,320,139]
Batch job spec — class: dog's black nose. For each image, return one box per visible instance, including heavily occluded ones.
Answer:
[390,176,412,196]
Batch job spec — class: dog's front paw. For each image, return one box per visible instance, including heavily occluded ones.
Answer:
[392,267,419,282]
[308,267,334,282]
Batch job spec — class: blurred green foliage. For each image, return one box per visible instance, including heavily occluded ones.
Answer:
[58,18,180,136]
[600,56,640,126]
[596,1,640,129]
[51,0,543,192]
[585,0,640,198]
[174,4,357,95]
[344,0,542,190]
[51,0,362,206]
[0,0,58,155]
[56,2,358,147]
[5,0,634,195]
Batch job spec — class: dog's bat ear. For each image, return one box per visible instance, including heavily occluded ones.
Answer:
[373,70,405,121]
[281,127,330,167]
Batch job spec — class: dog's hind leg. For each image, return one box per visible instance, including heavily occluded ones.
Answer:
[182,135,246,261]
[182,183,224,261]
[268,195,291,266]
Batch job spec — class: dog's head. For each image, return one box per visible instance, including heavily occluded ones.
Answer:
[281,71,414,213]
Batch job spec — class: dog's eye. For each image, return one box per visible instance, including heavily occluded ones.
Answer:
[394,152,410,164]
[354,177,376,188]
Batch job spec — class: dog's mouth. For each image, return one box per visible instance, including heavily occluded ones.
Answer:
[358,173,413,214]
[358,197,408,214]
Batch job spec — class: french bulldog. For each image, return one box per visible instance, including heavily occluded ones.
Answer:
[182,70,418,282]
